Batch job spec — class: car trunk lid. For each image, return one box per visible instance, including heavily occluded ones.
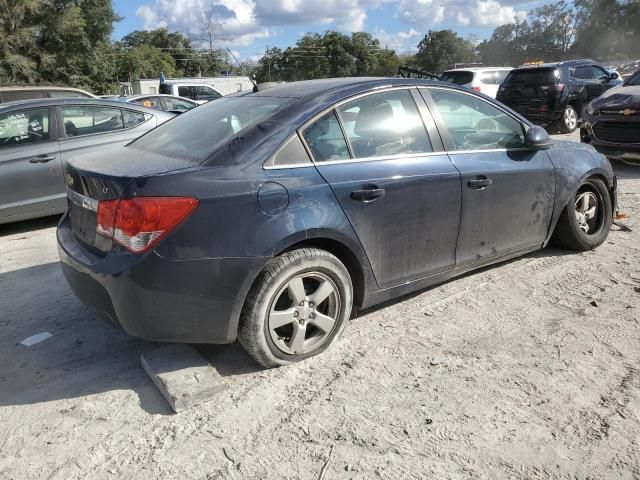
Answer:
[64,146,201,253]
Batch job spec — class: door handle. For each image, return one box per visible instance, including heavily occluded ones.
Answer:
[351,187,386,202]
[29,154,57,164]
[467,177,492,190]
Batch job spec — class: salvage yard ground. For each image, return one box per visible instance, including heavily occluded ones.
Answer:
[1,132,639,479]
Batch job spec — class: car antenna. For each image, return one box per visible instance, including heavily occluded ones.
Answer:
[226,48,259,92]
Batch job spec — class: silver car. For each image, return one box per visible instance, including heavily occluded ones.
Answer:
[0,98,174,224]
[119,94,199,114]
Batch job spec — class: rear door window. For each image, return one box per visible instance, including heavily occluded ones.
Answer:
[301,111,350,162]
[336,89,432,159]
[61,106,125,137]
[425,88,525,151]
[0,108,50,147]
[123,109,149,128]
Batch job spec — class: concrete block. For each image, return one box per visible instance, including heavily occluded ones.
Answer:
[141,344,226,413]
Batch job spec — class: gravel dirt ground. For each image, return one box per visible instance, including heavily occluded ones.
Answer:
[1,133,639,479]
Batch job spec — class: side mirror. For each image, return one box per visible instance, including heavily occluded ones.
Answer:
[524,126,552,150]
[610,72,619,80]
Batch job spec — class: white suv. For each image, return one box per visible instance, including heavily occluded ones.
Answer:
[440,67,513,98]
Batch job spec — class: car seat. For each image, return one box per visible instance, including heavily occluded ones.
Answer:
[64,120,78,137]
[352,101,395,157]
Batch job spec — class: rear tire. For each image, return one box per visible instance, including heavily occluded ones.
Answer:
[238,248,353,368]
[557,105,578,133]
[553,177,612,251]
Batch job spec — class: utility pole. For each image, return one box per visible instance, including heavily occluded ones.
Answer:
[266,46,272,82]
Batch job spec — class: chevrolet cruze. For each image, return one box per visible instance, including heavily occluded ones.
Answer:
[58,78,617,367]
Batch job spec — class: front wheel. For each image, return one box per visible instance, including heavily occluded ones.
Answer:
[238,248,353,368]
[553,177,612,251]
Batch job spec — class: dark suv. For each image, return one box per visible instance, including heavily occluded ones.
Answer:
[497,60,622,133]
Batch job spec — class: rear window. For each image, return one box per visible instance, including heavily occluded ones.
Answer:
[479,70,511,85]
[503,68,559,86]
[1,90,46,102]
[48,90,93,98]
[130,96,293,163]
[441,71,474,85]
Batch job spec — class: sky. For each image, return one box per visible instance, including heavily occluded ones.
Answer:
[111,0,546,62]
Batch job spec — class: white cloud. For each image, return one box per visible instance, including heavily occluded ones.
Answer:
[395,0,527,28]
[373,27,422,53]
[135,0,379,46]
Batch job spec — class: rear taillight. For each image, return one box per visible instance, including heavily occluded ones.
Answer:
[471,86,482,92]
[96,197,198,253]
[543,84,565,94]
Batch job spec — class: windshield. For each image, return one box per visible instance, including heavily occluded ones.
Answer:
[130,96,293,163]
[503,68,559,86]
[624,71,640,86]
[441,71,474,85]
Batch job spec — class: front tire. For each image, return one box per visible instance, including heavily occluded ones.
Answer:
[553,177,612,251]
[238,248,353,368]
[557,105,578,133]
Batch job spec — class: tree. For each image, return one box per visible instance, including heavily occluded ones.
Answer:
[0,0,120,93]
[121,28,215,77]
[0,0,43,83]
[415,30,477,73]
[116,44,178,82]
[254,31,402,82]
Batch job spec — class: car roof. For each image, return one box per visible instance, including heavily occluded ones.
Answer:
[0,97,169,115]
[237,77,445,100]
[514,59,596,71]
[444,67,513,72]
[122,94,198,102]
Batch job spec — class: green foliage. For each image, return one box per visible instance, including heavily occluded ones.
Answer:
[121,28,220,77]
[415,30,477,73]
[255,31,401,82]
[0,0,119,93]
[478,0,640,66]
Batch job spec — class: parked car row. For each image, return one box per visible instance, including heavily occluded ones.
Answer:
[0,81,229,224]
[0,98,174,224]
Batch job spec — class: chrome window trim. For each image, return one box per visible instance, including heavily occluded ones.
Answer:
[264,85,534,170]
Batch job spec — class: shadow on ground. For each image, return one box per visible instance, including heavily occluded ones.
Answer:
[0,215,60,237]
[0,262,261,414]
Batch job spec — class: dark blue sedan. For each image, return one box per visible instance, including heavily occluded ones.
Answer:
[57,78,617,367]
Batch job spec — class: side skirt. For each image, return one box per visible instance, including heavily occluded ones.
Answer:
[360,243,543,310]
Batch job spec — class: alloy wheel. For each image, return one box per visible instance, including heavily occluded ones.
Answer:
[268,272,341,355]
[564,107,577,131]
[574,190,599,234]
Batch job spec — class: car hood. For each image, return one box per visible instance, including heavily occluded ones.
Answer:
[591,85,640,110]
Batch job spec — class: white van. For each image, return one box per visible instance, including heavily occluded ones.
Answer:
[440,67,513,98]
[159,82,223,104]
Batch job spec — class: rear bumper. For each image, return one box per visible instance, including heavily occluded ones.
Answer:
[57,215,266,343]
